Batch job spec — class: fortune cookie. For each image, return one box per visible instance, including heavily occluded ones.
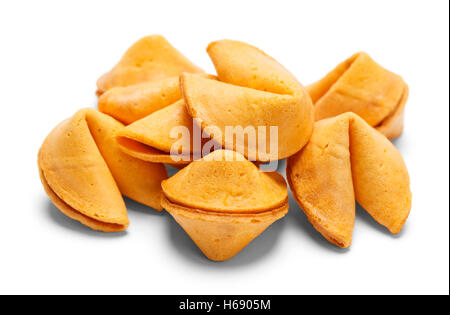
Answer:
[98,76,183,124]
[161,150,289,261]
[181,40,314,161]
[307,52,408,140]
[96,35,203,96]
[38,108,167,232]
[116,100,204,165]
[287,112,411,248]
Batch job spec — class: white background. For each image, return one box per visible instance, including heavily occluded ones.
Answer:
[0,0,448,295]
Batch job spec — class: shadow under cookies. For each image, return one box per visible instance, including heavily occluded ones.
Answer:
[124,197,163,216]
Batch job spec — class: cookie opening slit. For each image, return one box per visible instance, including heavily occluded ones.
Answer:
[116,136,191,164]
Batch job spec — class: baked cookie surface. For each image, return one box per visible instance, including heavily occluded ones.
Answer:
[287,112,411,247]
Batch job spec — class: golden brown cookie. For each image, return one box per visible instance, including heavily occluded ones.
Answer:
[38,108,168,232]
[96,35,203,96]
[287,112,411,247]
[307,52,408,139]
[181,40,314,161]
[161,150,289,261]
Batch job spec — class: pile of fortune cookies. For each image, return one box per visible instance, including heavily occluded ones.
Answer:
[38,35,411,261]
